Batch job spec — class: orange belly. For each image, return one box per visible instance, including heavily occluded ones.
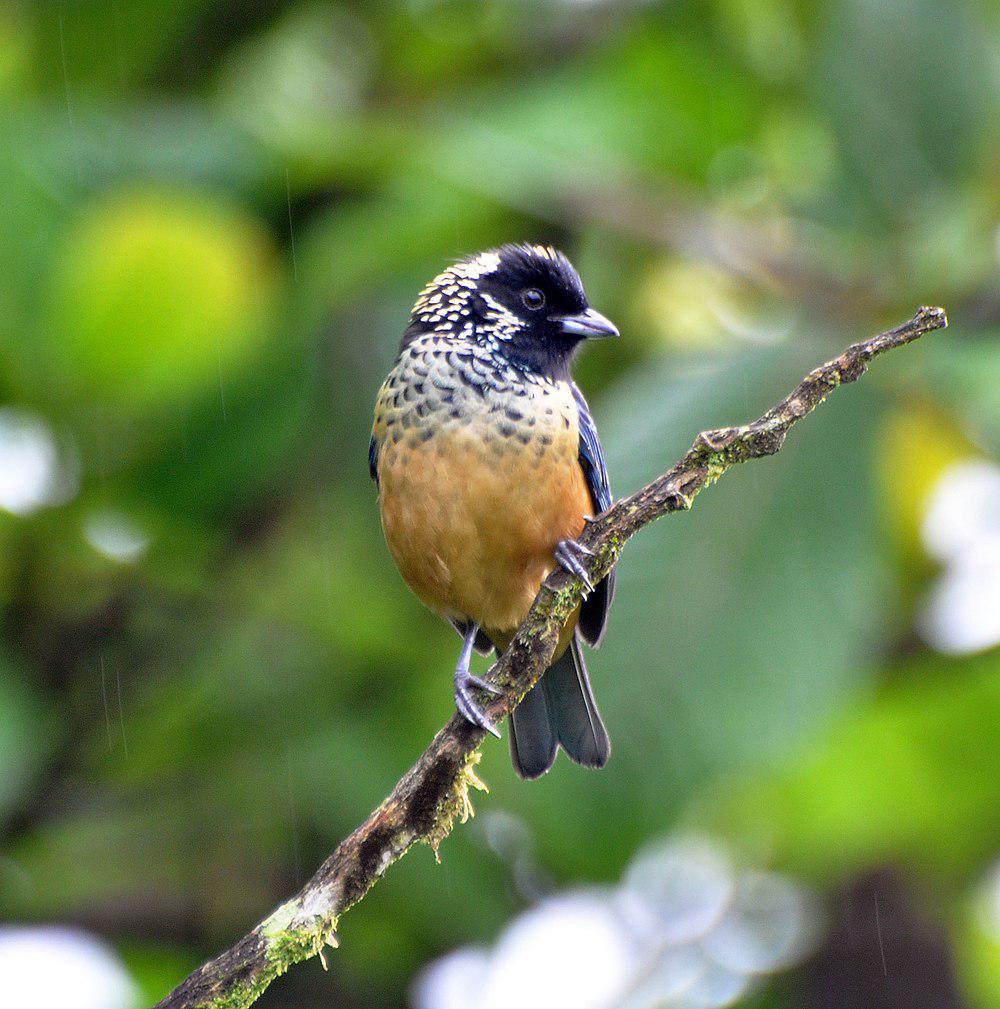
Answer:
[378,423,591,639]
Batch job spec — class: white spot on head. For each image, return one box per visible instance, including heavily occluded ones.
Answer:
[469,251,501,276]
[412,250,505,327]
[529,244,558,261]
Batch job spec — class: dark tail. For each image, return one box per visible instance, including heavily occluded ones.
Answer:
[509,633,610,779]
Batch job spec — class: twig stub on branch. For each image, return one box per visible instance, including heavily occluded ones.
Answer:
[155,306,946,1009]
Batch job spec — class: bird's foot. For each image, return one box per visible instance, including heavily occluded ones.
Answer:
[555,538,595,594]
[454,667,502,738]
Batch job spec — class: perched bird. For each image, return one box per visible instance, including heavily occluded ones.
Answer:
[369,244,618,778]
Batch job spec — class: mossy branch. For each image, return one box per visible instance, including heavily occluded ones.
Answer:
[154,306,947,1009]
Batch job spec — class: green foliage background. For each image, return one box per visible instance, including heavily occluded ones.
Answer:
[0,1,997,1006]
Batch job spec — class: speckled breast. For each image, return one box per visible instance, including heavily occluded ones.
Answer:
[372,337,592,635]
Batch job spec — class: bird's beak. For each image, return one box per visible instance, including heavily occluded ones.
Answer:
[556,307,620,340]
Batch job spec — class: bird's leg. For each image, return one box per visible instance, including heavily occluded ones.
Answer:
[454,622,502,738]
[554,538,595,594]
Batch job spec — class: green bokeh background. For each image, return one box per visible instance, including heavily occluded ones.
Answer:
[0,1,997,1006]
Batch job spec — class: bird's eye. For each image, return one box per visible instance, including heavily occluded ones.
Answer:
[521,288,545,311]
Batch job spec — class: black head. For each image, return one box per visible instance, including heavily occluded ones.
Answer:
[405,244,618,377]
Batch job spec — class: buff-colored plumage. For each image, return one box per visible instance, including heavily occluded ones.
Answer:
[374,336,591,653]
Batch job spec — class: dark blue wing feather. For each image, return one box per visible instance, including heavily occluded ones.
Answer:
[572,382,615,646]
[573,383,612,513]
[369,436,380,487]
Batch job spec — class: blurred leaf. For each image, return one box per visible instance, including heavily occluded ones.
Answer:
[712,0,806,82]
[28,0,212,94]
[119,942,199,1009]
[422,24,764,201]
[0,648,53,821]
[956,872,1000,1009]
[3,791,277,926]
[712,648,1000,881]
[815,0,993,219]
[48,188,280,416]
[912,335,1000,455]
[245,495,433,669]
[214,4,376,151]
[0,6,32,98]
[292,175,506,326]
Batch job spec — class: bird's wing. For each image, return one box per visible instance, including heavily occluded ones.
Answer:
[368,435,380,487]
[572,382,616,646]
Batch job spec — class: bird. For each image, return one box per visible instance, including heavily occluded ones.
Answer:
[369,243,618,778]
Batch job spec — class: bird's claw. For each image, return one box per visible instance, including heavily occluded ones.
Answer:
[465,671,502,695]
[455,668,502,738]
[555,538,595,594]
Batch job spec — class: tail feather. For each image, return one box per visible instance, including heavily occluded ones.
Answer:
[509,632,610,779]
[509,677,557,780]
[545,635,611,768]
